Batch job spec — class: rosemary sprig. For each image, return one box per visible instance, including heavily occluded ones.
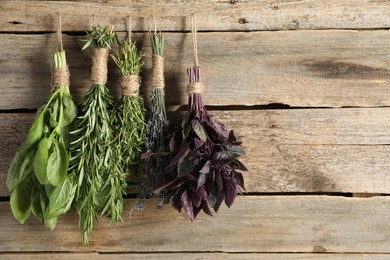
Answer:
[69,25,117,244]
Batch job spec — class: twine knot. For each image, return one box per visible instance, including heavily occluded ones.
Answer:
[186,82,204,95]
[152,55,164,89]
[121,75,140,96]
[52,67,70,92]
[91,48,109,85]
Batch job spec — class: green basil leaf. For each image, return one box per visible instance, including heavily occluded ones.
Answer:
[49,98,59,128]
[46,140,69,186]
[33,137,51,185]
[45,177,72,219]
[62,95,77,127]
[44,216,58,231]
[6,150,34,191]
[10,180,32,224]
[30,185,44,222]
[25,112,44,148]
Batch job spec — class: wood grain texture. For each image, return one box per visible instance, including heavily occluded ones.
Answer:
[2,31,390,109]
[2,108,390,196]
[0,196,389,253]
[1,253,390,260]
[1,0,390,32]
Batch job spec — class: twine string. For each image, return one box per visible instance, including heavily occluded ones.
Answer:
[192,14,199,67]
[57,12,63,51]
[121,75,140,96]
[127,16,132,43]
[152,55,165,89]
[91,48,109,85]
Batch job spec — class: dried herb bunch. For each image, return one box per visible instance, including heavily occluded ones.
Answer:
[110,39,146,214]
[69,25,118,244]
[155,17,246,220]
[138,32,169,205]
[7,50,78,230]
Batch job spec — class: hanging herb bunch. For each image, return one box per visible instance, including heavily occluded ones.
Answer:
[111,18,146,214]
[137,26,169,206]
[69,24,120,244]
[7,14,78,230]
[155,15,247,220]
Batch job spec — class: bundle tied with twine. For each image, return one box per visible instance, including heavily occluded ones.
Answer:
[7,13,78,231]
[68,23,119,244]
[90,48,109,85]
[111,16,146,218]
[135,20,169,212]
[154,14,247,221]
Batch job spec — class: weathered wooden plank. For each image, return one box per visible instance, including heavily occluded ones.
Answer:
[1,31,390,109]
[2,108,390,196]
[0,196,389,252]
[1,0,390,32]
[1,253,389,260]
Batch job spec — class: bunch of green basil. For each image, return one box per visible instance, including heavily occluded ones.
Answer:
[6,50,78,230]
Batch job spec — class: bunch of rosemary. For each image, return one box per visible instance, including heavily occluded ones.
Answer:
[110,38,146,218]
[7,50,78,229]
[138,32,169,206]
[69,25,119,244]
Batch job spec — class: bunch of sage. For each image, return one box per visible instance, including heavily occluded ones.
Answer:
[155,16,247,220]
[7,49,78,229]
[137,30,169,207]
[110,24,146,218]
[68,25,119,244]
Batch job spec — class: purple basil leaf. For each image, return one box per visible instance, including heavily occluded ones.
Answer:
[169,128,181,153]
[181,190,194,221]
[197,160,211,190]
[213,190,225,212]
[169,178,186,190]
[177,150,198,178]
[231,159,248,171]
[223,142,245,157]
[192,192,202,208]
[169,189,183,213]
[233,170,245,191]
[212,120,228,139]
[154,173,177,194]
[166,144,190,172]
[192,119,208,142]
[201,200,213,216]
[194,138,204,149]
[197,185,208,200]
[228,130,237,142]
[225,179,238,208]
[215,170,223,192]
[193,205,202,219]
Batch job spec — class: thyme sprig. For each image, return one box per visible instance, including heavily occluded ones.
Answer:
[107,39,146,221]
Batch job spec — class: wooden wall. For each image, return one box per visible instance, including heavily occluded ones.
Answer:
[1,0,390,259]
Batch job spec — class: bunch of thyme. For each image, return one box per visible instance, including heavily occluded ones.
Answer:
[109,38,146,218]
